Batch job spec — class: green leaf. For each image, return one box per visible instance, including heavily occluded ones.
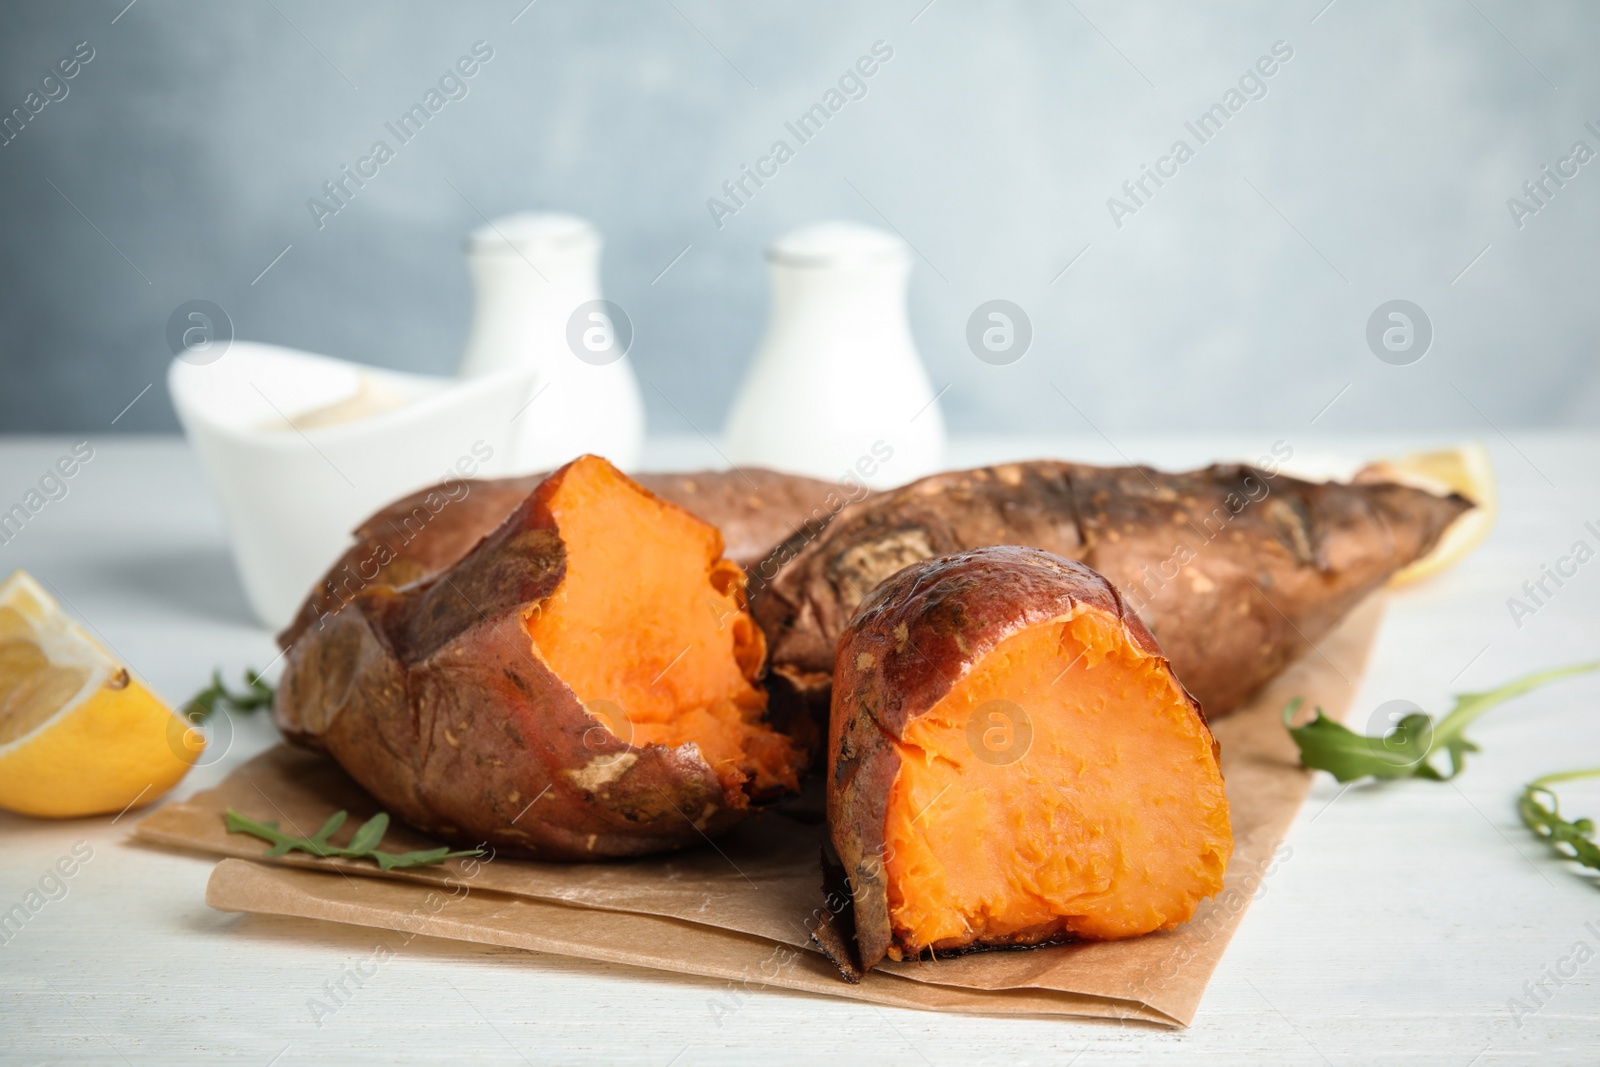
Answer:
[1285,661,1599,783]
[392,847,451,867]
[347,812,389,855]
[309,811,347,847]
[185,668,276,721]
[1279,700,1431,782]
[184,671,225,721]
[1519,768,1600,880]
[222,807,481,871]
[386,846,484,870]
[225,810,262,833]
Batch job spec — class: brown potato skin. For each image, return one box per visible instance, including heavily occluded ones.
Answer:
[828,545,1215,974]
[756,461,1472,718]
[274,461,774,860]
[278,468,849,651]
[637,470,866,576]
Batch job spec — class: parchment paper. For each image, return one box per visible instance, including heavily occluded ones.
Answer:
[137,595,1386,1027]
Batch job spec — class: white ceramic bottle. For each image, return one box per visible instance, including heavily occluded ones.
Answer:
[724,222,944,489]
[459,212,645,472]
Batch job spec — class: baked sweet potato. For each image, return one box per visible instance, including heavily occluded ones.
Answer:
[755,460,1472,720]
[824,546,1231,974]
[278,467,849,650]
[273,455,807,859]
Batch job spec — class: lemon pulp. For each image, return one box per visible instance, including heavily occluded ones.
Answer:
[0,571,201,818]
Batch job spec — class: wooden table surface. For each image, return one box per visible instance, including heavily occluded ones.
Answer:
[3,432,1598,1065]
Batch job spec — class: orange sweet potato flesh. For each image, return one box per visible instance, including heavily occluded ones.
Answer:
[274,455,805,859]
[827,545,1230,973]
[523,458,796,798]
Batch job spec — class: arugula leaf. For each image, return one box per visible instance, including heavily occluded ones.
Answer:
[185,668,276,721]
[347,811,389,855]
[1283,661,1599,783]
[1519,768,1600,877]
[224,808,482,870]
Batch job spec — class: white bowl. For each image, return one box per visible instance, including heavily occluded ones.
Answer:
[169,342,535,631]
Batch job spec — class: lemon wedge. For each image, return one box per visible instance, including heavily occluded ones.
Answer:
[1356,443,1496,586]
[0,570,201,818]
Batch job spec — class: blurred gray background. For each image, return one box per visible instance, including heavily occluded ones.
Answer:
[1,0,1597,437]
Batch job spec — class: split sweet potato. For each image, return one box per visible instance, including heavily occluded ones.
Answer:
[278,468,848,650]
[273,455,807,859]
[824,546,1231,975]
[755,460,1472,721]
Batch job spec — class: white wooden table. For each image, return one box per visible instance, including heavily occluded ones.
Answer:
[3,432,1598,1065]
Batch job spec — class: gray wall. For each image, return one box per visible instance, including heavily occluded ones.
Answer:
[2,0,1597,437]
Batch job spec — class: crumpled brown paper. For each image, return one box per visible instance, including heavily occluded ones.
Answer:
[136,595,1384,1027]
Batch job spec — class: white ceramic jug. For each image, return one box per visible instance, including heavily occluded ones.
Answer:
[459,212,645,472]
[724,222,944,489]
